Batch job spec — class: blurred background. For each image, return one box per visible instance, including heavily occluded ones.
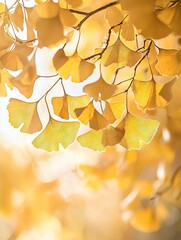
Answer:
[0,79,181,240]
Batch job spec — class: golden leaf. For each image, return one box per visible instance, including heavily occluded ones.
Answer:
[36,16,64,47]
[78,125,124,151]
[53,50,95,82]
[83,77,117,100]
[0,68,13,96]
[32,118,80,151]
[11,3,24,31]
[35,1,59,19]
[131,207,161,232]
[7,99,42,134]
[102,39,141,68]
[0,49,23,71]
[52,95,90,119]
[121,114,160,150]
[156,49,181,75]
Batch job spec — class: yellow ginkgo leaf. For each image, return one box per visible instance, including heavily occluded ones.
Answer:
[7,99,42,134]
[53,50,95,82]
[83,77,117,100]
[32,118,80,151]
[102,39,141,68]
[78,125,125,151]
[52,95,69,120]
[156,49,181,76]
[0,68,13,97]
[121,114,159,150]
[131,207,161,232]
[52,95,90,119]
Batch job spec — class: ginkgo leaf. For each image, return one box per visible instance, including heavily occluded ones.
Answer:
[62,0,82,8]
[105,6,124,27]
[35,1,59,19]
[59,8,77,27]
[0,68,13,96]
[52,95,90,119]
[0,49,23,71]
[83,77,117,100]
[121,114,159,150]
[11,3,24,31]
[52,95,69,120]
[102,39,141,68]
[10,58,38,98]
[53,50,95,82]
[75,101,94,125]
[36,16,64,47]
[156,49,181,75]
[120,19,135,41]
[0,3,5,21]
[32,118,80,151]
[78,125,125,151]
[120,0,171,39]
[7,99,42,134]
[131,207,161,232]
[0,24,14,51]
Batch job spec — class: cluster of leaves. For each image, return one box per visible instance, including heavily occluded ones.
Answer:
[0,0,180,152]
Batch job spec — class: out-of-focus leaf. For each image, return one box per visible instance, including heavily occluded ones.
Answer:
[32,118,80,151]
[131,207,161,232]
[0,68,13,96]
[7,99,42,134]
[121,114,159,150]
[156,49,181,75]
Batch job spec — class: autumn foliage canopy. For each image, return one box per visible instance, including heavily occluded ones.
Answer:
[0,0,180,152]
[0,0,181,237]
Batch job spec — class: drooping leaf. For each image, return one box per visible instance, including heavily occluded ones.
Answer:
[156,49,181,76]
[32,118,80,151]
[7,99,42,134]
[0,68,13,96]
[53,50,95,82]
[121,114,160,150]
[36,16,64,47]
[52,94,90,119]
[78,125,125,151]
[102,39,141,68]
[83,77,117,101]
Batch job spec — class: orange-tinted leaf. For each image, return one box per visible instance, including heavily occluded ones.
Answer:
[83,77,117,100]
[36,16,64,47]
